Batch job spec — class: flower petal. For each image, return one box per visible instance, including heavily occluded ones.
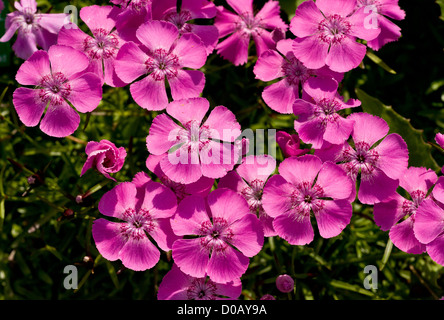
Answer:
[13,88,47,127]
[39,101,80,138]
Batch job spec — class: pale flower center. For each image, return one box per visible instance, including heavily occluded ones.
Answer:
[84,28,120,60]
[120,208,156,241]
[186,278,218,300]
[235,12,263,37]
[318,14,351,44]
[38,72,71,105]
[145,48,180,81]
[199,217,234,253]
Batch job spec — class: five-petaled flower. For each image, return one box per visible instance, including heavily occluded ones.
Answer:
[170,188,264,283]
[114,20,207,111]
[12,45,103,137]
[262,154,354,245]
[57,5,126,87]
[92,172,179,271]
[0,0,68,60]
[146,97,242,184]
[290,0,381,72]
[214,0,288,66]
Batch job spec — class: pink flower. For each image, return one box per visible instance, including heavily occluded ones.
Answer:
[146,153,214,202]
[315,113,409,204]
[157,263,242,300]
[436,133,444,149]
[262,154,354,245]
[109,0,152,43]
[92,172,178,271]
[57,5,126,87]
[290,0,381,72]
[81,140,127,181]
[152,0,219,55]
[253,39,343,114]
[12,45,103,137]
[414,177,444,266]
[293,77,361,149]
[146,97,242,184]
[114,20,207,111]
[219,155,277,237]
[276,131,309,158]
[276,274,294,293]
[435,133,444,173]
[170,188,264,283]
[355,0,405,51]
[0,0,68,60]
[214,0,288,66]
[373,167,437,254]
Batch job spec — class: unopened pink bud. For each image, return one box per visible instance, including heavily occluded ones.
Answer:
[276,274,294,293]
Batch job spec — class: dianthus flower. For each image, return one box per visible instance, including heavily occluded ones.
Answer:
[373,167,437,254]
[218,155,277,237]
[0,0,68,59]
[293,77,360,148]
[214,0,287,66]
[315,113,409,204]
[92,172,178,271]
[435,133,444,173]
[354,0,405,51]
[262,154,354,245]
[81,140,127,181]
[57,5,126,87]
[114,20,207,111]
[12,45,103,137]
[109,0,152,43]
[152,0,219,55]
[146,97,242,184]
[414,177,444,266]
[253,38,343,114]
[157,263,242,300]
[146,153,214,202]
[290,0,380,72]
[170,188,264,283]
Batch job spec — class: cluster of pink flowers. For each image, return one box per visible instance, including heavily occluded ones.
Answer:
[5,0,444,300]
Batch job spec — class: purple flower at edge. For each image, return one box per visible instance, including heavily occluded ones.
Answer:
[0,0,68,60]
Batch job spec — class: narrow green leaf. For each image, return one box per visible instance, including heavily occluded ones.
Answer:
[436,0,444,21]
[106,260,120,289]
[366,50,397,74]
[356,88,440,171]
[330,279,375,297]
[380,239,393,271]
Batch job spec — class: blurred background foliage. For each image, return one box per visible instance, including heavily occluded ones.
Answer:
[0,0,443,300]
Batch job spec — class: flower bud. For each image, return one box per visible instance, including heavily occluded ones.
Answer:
[81,140,126,181]
[276,274,294,293]
[276,131,308,158]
